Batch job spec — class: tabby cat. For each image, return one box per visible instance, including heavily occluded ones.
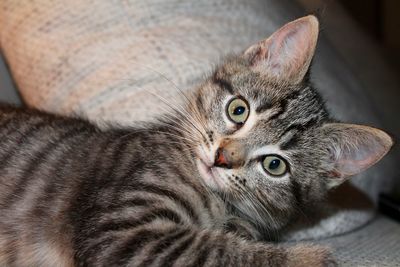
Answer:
[0,16,393,267]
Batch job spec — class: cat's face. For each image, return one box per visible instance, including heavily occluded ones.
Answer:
[192,62,329,230]
[184,16,393,231]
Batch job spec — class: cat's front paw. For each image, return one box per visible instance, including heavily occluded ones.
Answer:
[286,244,337,267]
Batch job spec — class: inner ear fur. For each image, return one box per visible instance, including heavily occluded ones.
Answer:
[243,15,319,84]
[322,123,393,188]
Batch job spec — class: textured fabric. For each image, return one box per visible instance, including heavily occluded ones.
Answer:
[282,183,376,241]
[0,0,398,242]
[316,215,400,266]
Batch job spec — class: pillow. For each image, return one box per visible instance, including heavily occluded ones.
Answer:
[0,0,397,240]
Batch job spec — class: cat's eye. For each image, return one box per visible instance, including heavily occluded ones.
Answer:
[226,97,249,124]
[262,155,288,177]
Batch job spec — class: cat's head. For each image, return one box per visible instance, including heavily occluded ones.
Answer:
[184,16,393,231]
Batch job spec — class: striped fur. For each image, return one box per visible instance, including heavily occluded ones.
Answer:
[0,16,392,266]
[0,100,337,266]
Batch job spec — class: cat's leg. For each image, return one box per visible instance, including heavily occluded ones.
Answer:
[76,222,336,267]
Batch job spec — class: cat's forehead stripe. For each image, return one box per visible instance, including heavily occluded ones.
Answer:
[212,76,234,94]
[280,133,299,150]
[255,101,273,113]
[279,118,319,140]
[268,90,301,120]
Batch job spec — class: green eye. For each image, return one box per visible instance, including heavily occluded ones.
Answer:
[226,97,249,124]
[262,155,288,177]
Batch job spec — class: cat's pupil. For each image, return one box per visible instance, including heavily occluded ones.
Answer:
[233,106,245,115]
[269,159,280,170]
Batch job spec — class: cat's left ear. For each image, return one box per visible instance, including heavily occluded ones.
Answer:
[322,123,393,189]
[243,15,319,84]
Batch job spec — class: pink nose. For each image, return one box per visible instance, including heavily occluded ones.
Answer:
[214,139,246,169]
[214,147,231,168]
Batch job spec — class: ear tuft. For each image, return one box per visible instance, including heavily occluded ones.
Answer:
[323,123,393,188]
[243,15,319,84]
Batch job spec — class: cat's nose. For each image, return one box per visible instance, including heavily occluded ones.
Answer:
[214,147,232,169]
[214,140,245,169]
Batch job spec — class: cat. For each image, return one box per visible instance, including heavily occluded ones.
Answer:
[0,15,393,267]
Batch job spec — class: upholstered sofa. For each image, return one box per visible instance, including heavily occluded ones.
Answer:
[1,0,399,265]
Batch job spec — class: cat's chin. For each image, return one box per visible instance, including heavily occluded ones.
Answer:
[196,159,227,191]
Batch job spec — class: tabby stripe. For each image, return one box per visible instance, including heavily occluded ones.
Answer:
[96,137,128,185]
[159,232,197,267]
[108,155,148,199]
[101,138,139,207]
[213,76,234,94]
[71,134,111,197]
[84,135,116,185]
[92,208,182,237]
[30,130,95,218]
[279,117,319,150]
[280,134,299,150]
[0,121,49,170]
[215,236,228,266]
[82,137,128,211]
[106,228,173,266]
[133,182,199,224]
[5,125,88,205]
[187,232,212,267]
[280,117,318,138]
[68,134,113,266]
[80,235,115,265]
[72,136,119,264]
[281,124,305,137]
[136,228,190,267]
[269,91,301,121]
[256,101,273,113]
[98,197,156,221]
[109,197,154,209]
[268,108,285,122]
[73,135,116,215]
[169,164,211,214]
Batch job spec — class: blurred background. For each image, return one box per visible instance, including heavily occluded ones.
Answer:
[337,0,400,73]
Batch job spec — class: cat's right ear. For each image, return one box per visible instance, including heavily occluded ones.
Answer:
[322,123,393,189]
[243,15,319,84]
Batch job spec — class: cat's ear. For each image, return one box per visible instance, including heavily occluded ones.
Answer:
[243,15,319,84]
[322,123,393,189]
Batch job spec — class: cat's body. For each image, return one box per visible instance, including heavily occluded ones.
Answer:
[0,16,393,266]
[0,103,326,267]
[0,106,227,266]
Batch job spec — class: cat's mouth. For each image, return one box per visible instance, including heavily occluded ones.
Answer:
[196,158,226,190]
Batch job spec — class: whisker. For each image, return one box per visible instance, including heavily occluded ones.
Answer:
[147,90,206,139]
[121,63,210,140]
